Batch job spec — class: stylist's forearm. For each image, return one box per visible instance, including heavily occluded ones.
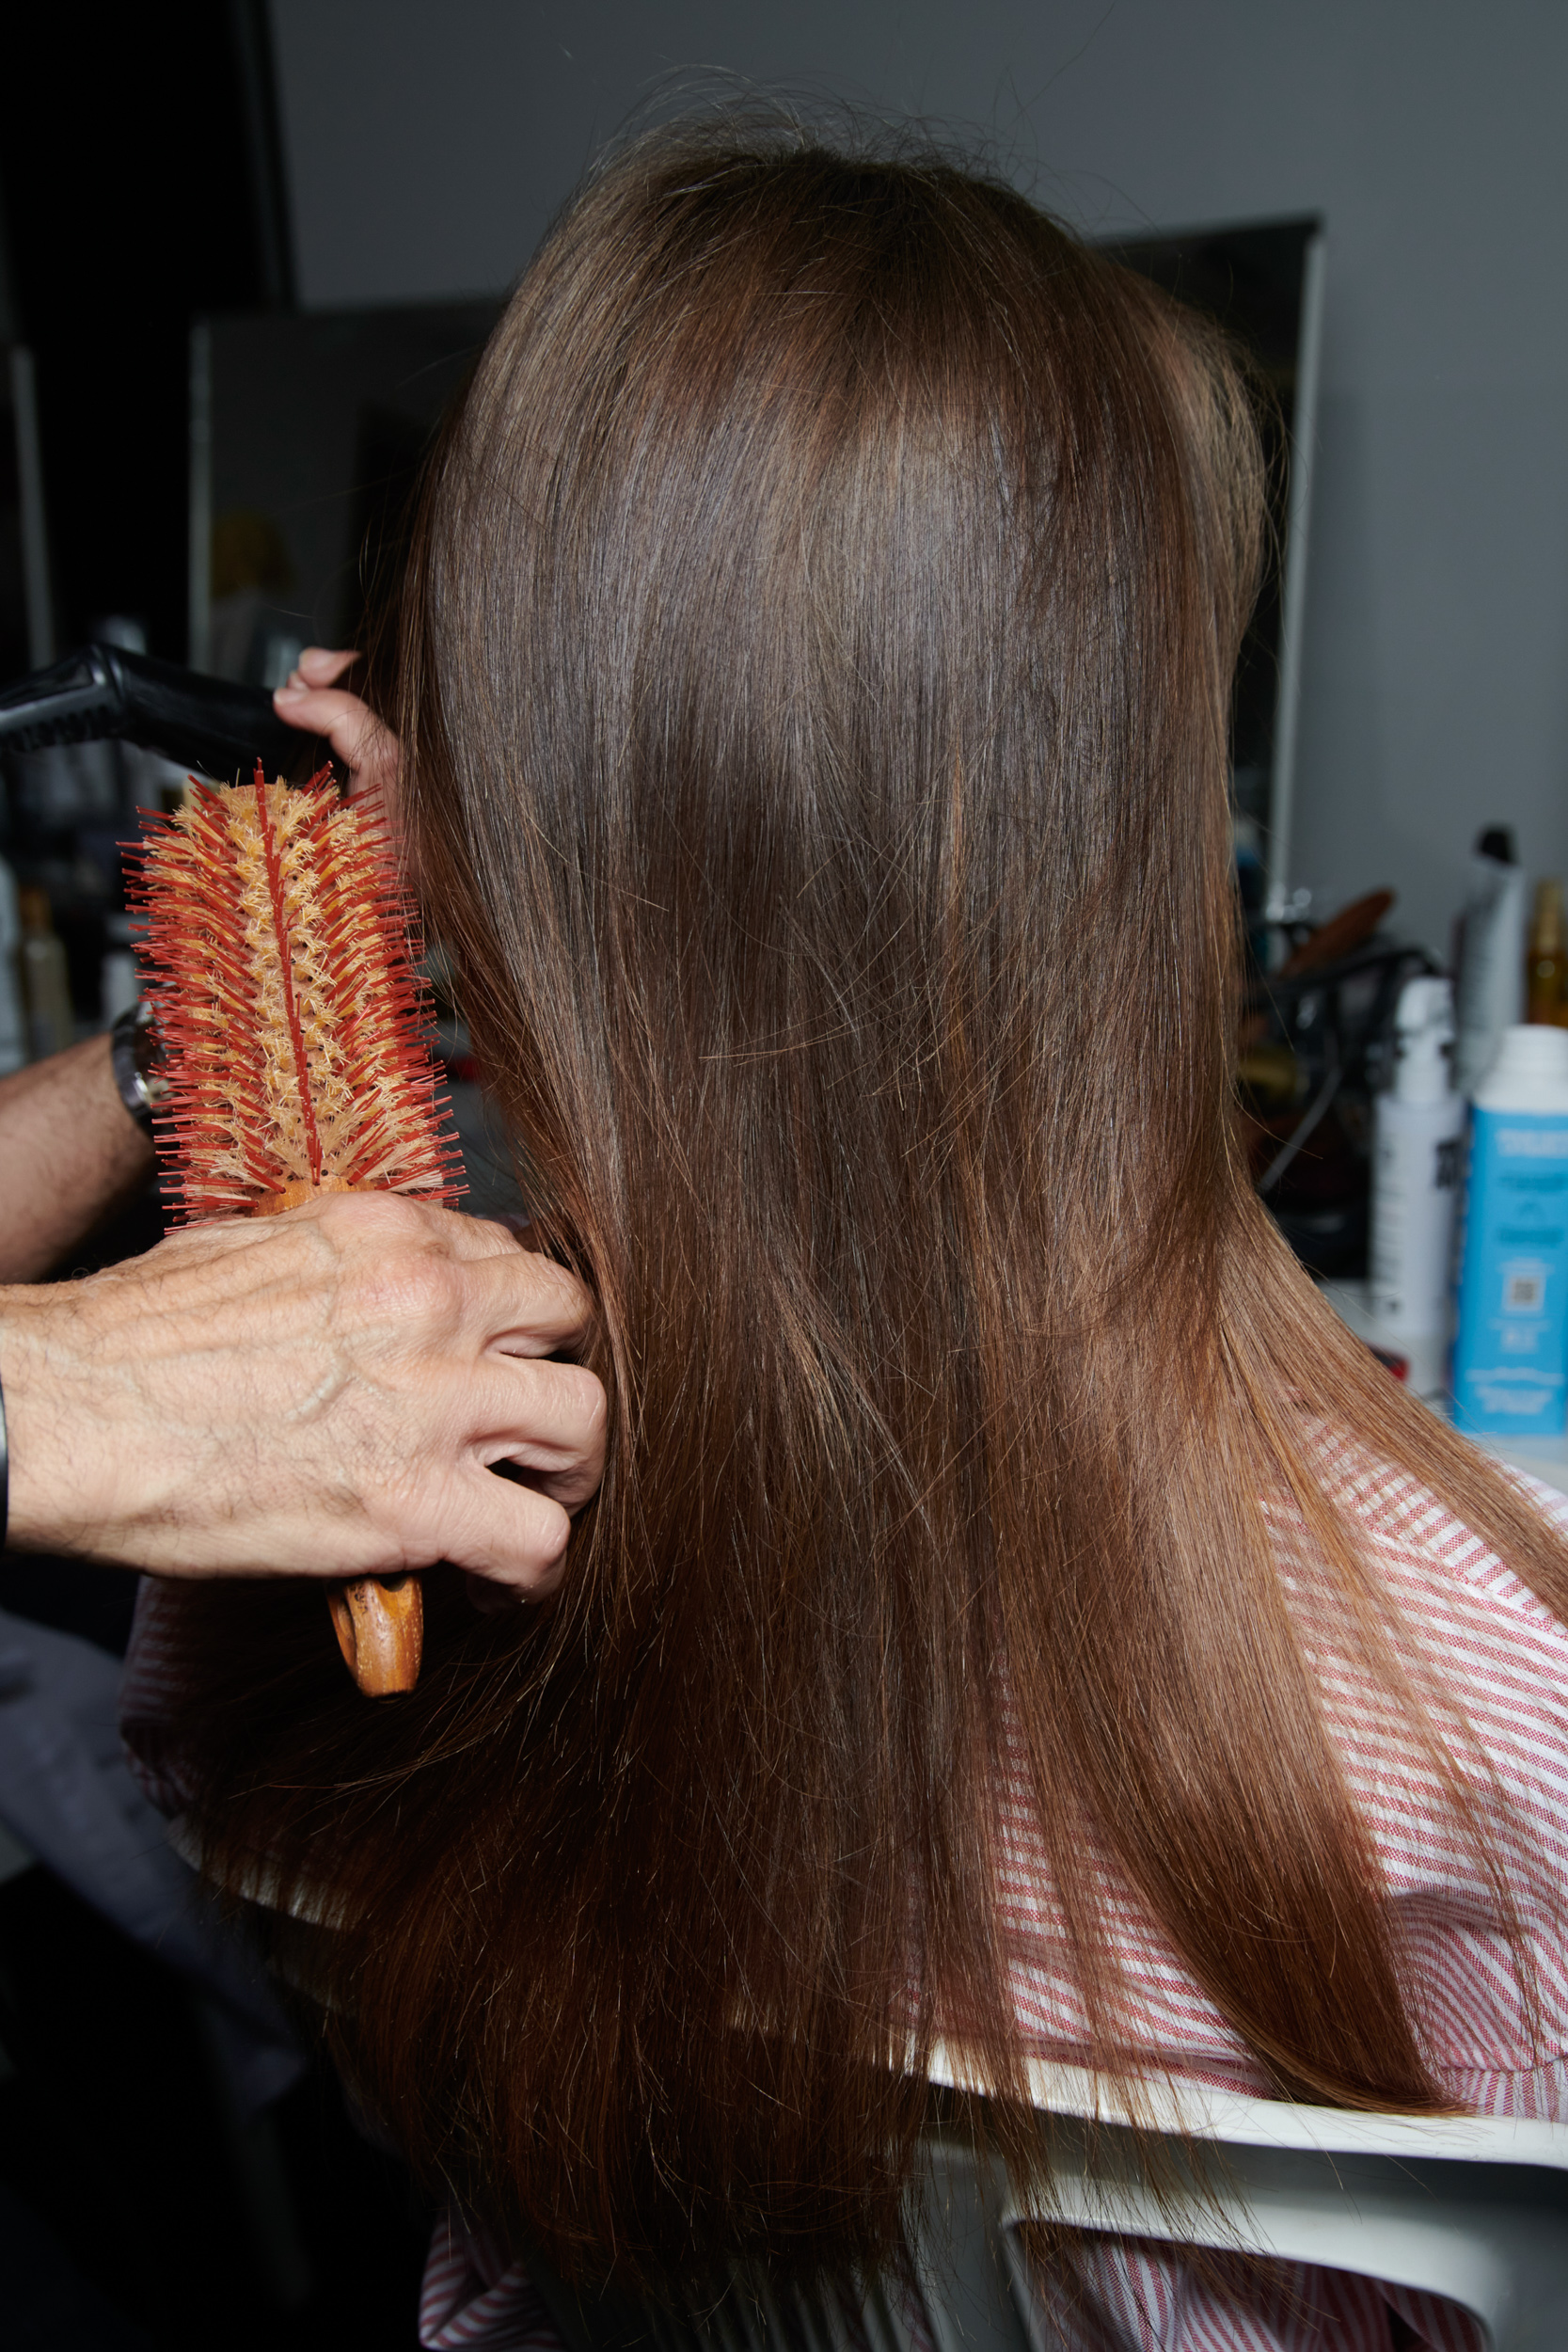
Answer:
[0,1035,152,1280]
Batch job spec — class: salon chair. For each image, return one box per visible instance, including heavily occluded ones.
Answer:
[523,2056,1568,2352]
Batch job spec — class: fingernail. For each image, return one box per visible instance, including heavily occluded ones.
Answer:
[275,682,306,701]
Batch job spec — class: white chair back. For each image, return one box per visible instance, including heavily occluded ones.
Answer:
[523,2057,1568,2352]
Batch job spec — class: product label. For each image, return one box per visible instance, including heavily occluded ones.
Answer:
[1369,1108,1463,1332]
[1452,1107,1568,1438]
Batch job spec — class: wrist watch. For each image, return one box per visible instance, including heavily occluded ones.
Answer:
[109,998,167,1136]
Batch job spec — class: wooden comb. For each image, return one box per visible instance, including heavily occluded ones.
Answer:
[133,766,464,1696]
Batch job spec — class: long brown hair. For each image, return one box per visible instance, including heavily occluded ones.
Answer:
[163,120,1568,2283]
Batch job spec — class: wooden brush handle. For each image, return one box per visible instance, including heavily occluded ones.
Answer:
[325,1574,423,1697]
[258,1180,423,1697]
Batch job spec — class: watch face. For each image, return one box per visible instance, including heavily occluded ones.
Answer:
[111,1005,166,1125]
[130,1009,165,1081]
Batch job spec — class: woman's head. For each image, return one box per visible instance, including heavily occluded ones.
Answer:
[164,119,1568,2286]
[404,124,1264,1343]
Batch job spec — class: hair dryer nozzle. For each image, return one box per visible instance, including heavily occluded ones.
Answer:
[0,644,327,784]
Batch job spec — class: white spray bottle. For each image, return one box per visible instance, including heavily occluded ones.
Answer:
[1453,828,1526,1094]
[1370,976,1465,1393]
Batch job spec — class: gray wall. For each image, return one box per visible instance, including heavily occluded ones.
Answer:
[270,0,1568,957]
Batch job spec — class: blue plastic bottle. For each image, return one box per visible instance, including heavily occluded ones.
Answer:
[1452,1024,1568,1439]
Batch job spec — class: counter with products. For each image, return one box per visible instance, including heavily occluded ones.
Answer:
[1323,1276,1568,1491]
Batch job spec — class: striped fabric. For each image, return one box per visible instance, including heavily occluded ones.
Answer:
[995,1450,1568,2118]
[420,2214,562,2352]
[119,1448,1568,2351]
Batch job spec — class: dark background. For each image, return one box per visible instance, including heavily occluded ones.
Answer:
[0,15,435,2344]
[0,0,292,666]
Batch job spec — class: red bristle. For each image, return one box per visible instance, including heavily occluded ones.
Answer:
[130,767,464,1223]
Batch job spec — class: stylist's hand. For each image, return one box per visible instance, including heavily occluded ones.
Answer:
[0,1193,604,1595]
[273,646,395,801]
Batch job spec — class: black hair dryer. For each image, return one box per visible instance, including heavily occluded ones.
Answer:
[0,643,327,782]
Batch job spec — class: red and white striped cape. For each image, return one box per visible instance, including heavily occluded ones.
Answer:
[122,1441,1568,2352]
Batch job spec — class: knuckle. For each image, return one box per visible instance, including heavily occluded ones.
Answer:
[518,1248,587,1309]
[334,1231,465,1336]
[531,1498,573,1568]
[521,1260,599,1350]
[506,1486,571,1575]
[470,1215,524,1252]
[393,1252,464,1327]
[557,1362,608,1438]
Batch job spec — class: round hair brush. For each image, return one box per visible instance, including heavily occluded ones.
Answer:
[133,767,464,1696]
